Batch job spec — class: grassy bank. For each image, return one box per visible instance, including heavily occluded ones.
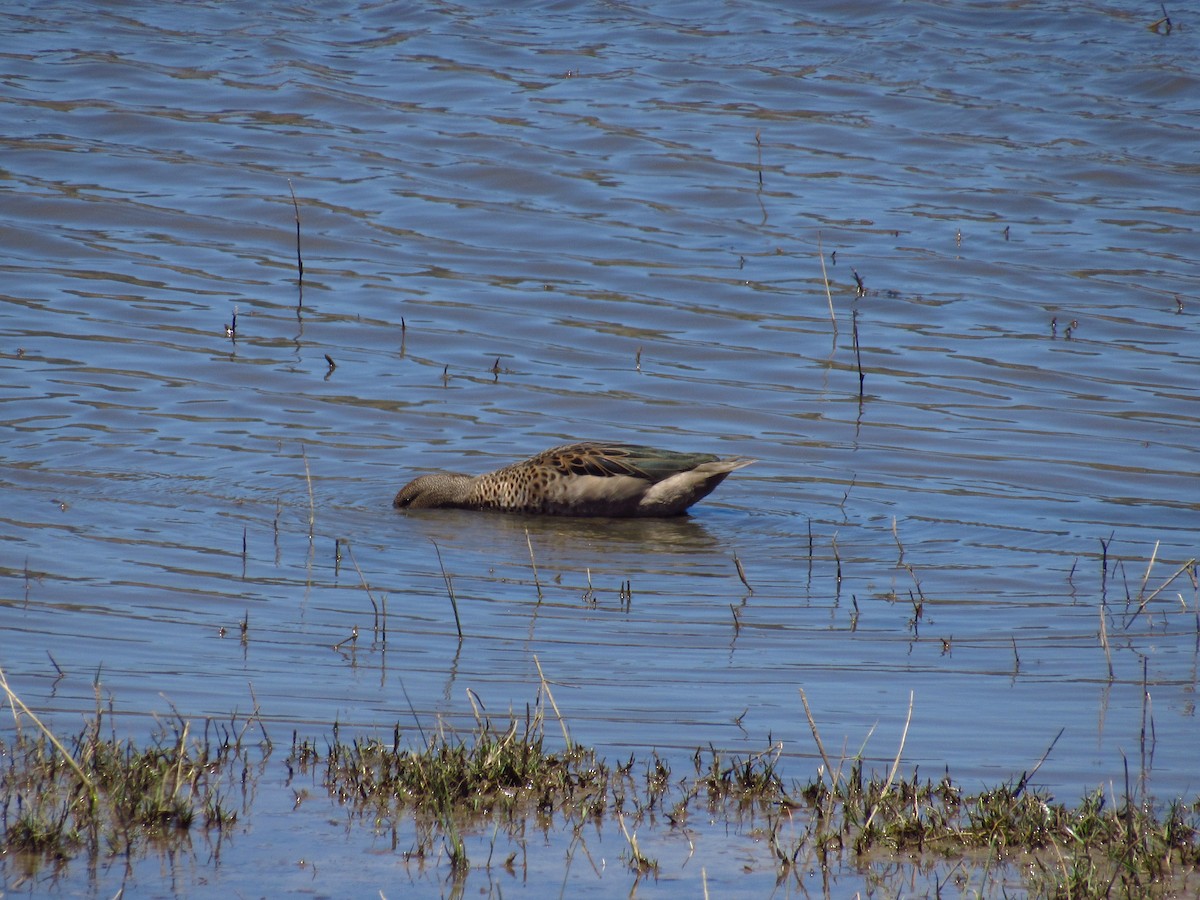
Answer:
[2,685,1198,896]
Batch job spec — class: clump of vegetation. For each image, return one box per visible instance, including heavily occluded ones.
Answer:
[295,700,1200,897]
[0,671,256,876]
[5,675,1200,897]
[788,760,1200,897]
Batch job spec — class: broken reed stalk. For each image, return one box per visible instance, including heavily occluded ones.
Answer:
[1140,657,1155,797]
[0,664,97,804]
[1099,598,1114,679]
[831,533,842,588]
[1126,556,1197,628]
[798,687,837,788]
[755,128,763,188]
[245,681,273,750]
[342,539,382,640]
[1136,540,1160,602]
[817,232,837,333]
[431,540,462,639]
[534,655,571,751]
[525,528,543,601]
[852,309,864,396]
[617,810,657,873]
[288,179,303,307]
[301,443,315,538]
[1014,727,1063,796]
[733,553,753,594]
[863,689,914,832]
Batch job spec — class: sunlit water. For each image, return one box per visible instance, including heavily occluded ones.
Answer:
[2,1,1199,896]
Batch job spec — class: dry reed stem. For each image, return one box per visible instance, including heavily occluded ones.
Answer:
[288,178,303,306]
[533,655,571,751]
[1016,727,1063,796]
[1137,540,1160,601]
[817,232,837,333]
[1099,599,1114,678]
[0,664,97,803]
[301,443,315,537]
[852,309,864,396]
[1126,556,1197,628]
[431,540,462,639]
[616,810,656,872]
[798,688,836,787]
[524,528,543,601]
[863,690,914,832]
[733,553,753,594]
[342,539,381,638]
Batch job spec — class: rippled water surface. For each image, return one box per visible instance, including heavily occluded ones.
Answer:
[3,1,1199,896]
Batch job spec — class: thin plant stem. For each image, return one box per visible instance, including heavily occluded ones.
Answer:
[0,664,97,804]
[863,690,914,832]
[534,655,571,751]
[431,540,462,639]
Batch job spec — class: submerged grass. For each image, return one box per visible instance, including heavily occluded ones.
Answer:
[4,684,1200,897]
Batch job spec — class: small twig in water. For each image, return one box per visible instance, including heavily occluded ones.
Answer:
[733,553,753,594]
[301,444,315,538]
[342,539,382,639]
[1137,541,1161,602]
[851,268,866,298]
[288,179,304,307]
[431,540,462,639]
[832,533,842,588]
[817,232,837,333]
[1126,553,1196,629]
[334,625,359,651]
[1149,3,1173,33]
[755,128,763,188]
[1099,598,1114,679]
[852,309,865,396]
[525,528,543,601]
[1014,727,1064,797]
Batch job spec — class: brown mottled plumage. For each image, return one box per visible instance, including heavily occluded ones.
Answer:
[393,442,754,517]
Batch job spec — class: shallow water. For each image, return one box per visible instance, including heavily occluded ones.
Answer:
[2,1,1199,896]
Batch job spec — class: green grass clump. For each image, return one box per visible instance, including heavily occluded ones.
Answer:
[318,712,610,822]
[794,761,1200,897]
[6,684,1200,897]
[1,704,252,871]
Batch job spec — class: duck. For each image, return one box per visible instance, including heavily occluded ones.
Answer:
[393,441,754,517]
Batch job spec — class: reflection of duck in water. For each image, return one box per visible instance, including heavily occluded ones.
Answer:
[394,442,754,517]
